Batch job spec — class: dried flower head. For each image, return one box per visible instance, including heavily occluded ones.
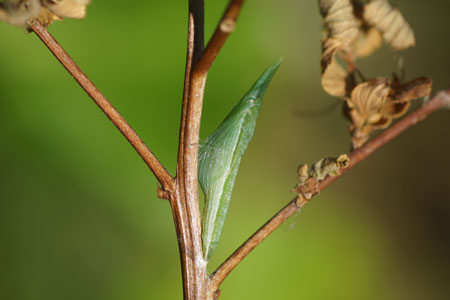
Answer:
[318,0,418,99]
[347,77,432,148]
[318,0,431,148]
[0,0,90,29]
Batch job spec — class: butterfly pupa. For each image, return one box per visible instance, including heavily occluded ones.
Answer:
[199,59,282,260]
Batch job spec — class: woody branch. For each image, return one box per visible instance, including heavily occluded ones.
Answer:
[173,0,246,298]
[29,20,175,192]
[210,89,450,291]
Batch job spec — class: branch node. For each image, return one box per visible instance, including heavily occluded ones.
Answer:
[29,20,174,191]
[220,18,236,33]
[157,185,170,200]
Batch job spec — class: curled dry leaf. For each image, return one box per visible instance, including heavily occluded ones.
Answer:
[363,0,415,51]
[319,0,359,97]
[0,0,90,28]
[348,76,432,148]
[43,0,90,19]
[347,78,390,128]
[321,57,350,97]
[319,0,359,57]
[382,76,432,118]
[389,76,432,103]
[318,0,417,99]
[352,26,383,57]
[348,78,391,148]
[317,0,428,148]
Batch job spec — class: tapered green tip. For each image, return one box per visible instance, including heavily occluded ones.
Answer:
[245,58,283,100]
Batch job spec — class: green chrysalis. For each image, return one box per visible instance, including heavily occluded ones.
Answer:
[199,59,282,260]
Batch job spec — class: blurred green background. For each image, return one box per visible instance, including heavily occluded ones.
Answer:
[1,1,450,299]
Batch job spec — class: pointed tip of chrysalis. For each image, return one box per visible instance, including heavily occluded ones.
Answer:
[246,58,283,100]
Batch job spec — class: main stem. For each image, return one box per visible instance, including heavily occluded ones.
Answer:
[173,1,211,299]
[175,1,245,299]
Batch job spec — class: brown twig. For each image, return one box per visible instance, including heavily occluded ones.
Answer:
[28,20,174,191]
[174,1,245,298]
[178,0,246,192]
[177,0,205,172]
[319,90,450,189]
[210,90,450,291]
[171,1,210,299]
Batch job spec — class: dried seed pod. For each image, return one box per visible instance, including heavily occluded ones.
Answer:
[363,0,415,51]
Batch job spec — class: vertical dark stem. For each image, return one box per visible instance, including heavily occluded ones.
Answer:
[191,0,205,65]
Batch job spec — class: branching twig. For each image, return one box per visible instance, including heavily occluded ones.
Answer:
[28,2,448,298]
[28,1,246,298]
[210,90,450,291]
[178,0,246,196]
[28,20,175,191]
[174,1,245,298]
